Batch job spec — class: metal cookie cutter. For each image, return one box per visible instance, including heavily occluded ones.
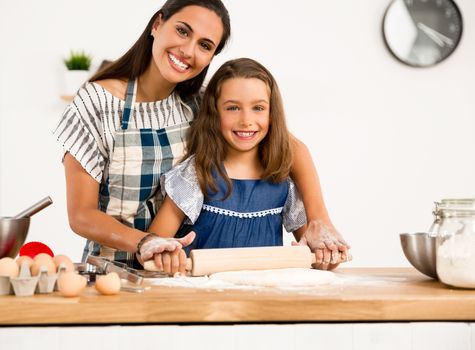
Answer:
[86,255,149,293]
[85,255,144,285]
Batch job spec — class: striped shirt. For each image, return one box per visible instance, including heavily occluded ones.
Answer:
[53,82,200,182]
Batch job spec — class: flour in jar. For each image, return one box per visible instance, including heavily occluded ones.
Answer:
[437,232,475,288]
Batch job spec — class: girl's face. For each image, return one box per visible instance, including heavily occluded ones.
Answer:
[151,5,223,85]
[218,77,270,156]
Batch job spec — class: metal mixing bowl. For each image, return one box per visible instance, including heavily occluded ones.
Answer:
[400,232,437,279]
[0,217,30,259]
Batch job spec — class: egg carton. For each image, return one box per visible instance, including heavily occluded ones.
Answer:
[0,261,69,297]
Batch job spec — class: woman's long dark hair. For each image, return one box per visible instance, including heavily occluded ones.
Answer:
[89,0,230,98]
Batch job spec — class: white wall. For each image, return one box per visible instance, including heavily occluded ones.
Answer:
[1,0,474,266]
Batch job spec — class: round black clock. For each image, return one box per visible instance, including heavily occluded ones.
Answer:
[383,0,463,67]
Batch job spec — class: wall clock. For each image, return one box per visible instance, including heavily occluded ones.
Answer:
[383,0,463,67]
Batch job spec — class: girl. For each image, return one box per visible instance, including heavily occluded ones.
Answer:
[147,58,343,272]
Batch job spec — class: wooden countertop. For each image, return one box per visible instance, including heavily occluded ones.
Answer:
[1,268,474,325]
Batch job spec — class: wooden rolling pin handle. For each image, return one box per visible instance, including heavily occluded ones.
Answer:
[143,258,193,272]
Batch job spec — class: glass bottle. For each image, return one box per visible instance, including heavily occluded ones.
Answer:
[434,199,475,288]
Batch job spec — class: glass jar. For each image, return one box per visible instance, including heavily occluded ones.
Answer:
[433,199,475,288]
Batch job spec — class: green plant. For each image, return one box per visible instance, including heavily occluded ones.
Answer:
[64,50,92,70]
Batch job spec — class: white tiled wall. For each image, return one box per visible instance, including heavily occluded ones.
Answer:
[411,323,472,350]
[294,324,353,350]
[472,324,475,349]
[0,323,473,350]
[353,323,411,349]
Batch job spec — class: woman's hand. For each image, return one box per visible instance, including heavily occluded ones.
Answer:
[297,220,351,270]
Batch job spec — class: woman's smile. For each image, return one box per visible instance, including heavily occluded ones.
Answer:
[167,52,190,72]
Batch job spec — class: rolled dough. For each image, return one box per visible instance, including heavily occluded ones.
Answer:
[209,268,339,287]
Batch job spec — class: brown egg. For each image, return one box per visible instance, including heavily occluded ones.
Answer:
[95,272,121,295]
[0,257,19,277]
[53,254,75,272]
[57,271,87,297]
[31,253,56,276]
[34,253,54,264]
[16,255,34,268]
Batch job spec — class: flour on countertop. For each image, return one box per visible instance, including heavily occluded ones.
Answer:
[146,268,341,290]
[145,268,414,291]
[210,268,339,287]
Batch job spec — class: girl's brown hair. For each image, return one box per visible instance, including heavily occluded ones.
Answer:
[185,57,293,198]
[89,0,231,98]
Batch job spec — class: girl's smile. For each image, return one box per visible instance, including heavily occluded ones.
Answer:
[233,131,258,139]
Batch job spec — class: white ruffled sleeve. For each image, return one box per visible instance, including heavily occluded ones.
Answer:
[160,157,204,224]
[283,178,307,232]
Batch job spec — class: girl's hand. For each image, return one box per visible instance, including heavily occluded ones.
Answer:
[138,232,196,262]
[151,248,188,275]
[296,220,351,270]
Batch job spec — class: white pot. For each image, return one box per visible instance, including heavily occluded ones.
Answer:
[63,70,90,96]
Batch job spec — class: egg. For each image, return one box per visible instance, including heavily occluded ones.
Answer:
[34,253,54,263]
[57,271,87,297]
[16,255,34,268]
[31,253,56,276]
[95,272,121,295]
[15,256,34,277]
[0,257,19,277]
[53,254,75,272]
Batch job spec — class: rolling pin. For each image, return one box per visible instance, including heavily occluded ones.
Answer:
[143,245,350,276]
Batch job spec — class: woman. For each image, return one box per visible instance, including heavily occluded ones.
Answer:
[53,0,348,272]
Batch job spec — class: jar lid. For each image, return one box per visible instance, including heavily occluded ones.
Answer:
[434,198,475,217]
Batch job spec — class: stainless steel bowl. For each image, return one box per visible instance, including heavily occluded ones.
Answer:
[400,232,437,279]
[0,217,30,258]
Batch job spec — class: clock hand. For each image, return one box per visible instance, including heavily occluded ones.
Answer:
[417,22,454,47]
[423,25,454,46]
[417,23,445,46]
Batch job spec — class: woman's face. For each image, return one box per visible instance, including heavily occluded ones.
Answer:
[151,5,223,85]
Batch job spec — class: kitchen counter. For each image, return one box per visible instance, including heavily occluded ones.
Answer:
[1,268,474,325]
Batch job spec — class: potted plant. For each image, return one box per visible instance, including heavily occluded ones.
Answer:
[62,50,92,97]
